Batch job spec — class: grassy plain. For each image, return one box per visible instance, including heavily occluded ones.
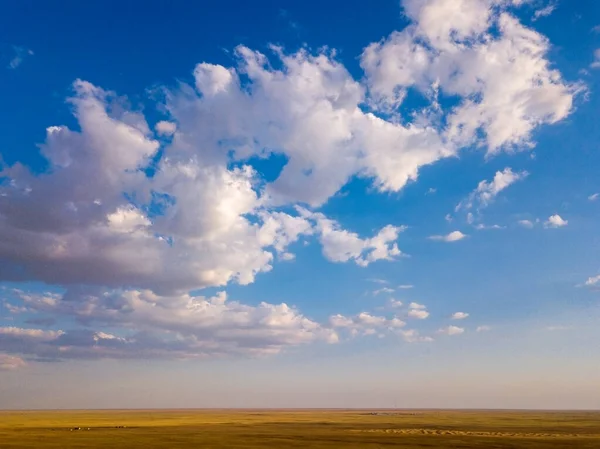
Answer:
[1,409,599,448]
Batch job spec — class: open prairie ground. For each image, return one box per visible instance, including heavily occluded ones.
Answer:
[1,409,599,448]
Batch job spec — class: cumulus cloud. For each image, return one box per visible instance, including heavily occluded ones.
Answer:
[409,302,426,310]
[362,0,578,153]
[389,299,404,308]
[328,307,432,342]
[1,288,338,360]
[544,214,568,228]
[155,120,177,136]
[438,325,465,336]
[329,311,415,339]
[0,50,425,295]
[429,230,467,242]
[518,219,535,228]
[406,302,429,319]
[407,309,430,319]
[451,312,469,320]
[0,0,579,363]
[0,0,575,297]
[303,210,404,267]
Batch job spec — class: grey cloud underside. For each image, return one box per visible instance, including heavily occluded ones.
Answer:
[0,287,439,360]
[0,0,577,362]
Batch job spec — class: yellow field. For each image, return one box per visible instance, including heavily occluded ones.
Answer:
[1,409,599,448]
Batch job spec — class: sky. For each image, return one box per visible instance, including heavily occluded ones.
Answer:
[1,0,600,410]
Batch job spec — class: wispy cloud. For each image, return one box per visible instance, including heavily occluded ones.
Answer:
[7,45,34,69]
[545,325,572,331]
[367,278,389,285]
[474,224,504,230]
[532,3,556,21]
[456,168,528,212]
[0,353,27,370]
[591,49,600,69]
[429,231,467,242]
[583,274,600,290]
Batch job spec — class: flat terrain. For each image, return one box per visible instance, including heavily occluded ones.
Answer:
[1,409,599,448]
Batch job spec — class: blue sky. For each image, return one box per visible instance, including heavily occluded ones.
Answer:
[1,0,600,409]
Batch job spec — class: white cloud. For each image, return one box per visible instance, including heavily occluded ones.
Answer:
[1,289,338,360]
[476,325,491,332]
[532,4,556,21]
[584,275,600,289]
[407,302,429,319]
[591,49,600,69]
[362,0,578,153]
[368,278,389,285]
[438,325,465,336]
[429,230,467,242]
[518,219,535,228]
[7,45,34,69]
[329,311,407,338]
[0,0,581,363]
[373,287,395,295]
[474,223,504,230]
[0,45,443,295]
[304,211,404,267]
[0,353,26,370]
[409,302,426,309]
[155,120,177,136]
[407,309,430,319]
[0,327,64,340]
[397,329,433,343]
[457,168,528,212]
[398,284,414,289]
[451,312,469,320]
[544,214,568,228]
[389,299,404,308]
[279,252,296,261]
[588,193,599,201]
[0,0,576,299]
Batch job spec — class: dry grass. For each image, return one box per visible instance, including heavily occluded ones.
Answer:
[1,409,599,448]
